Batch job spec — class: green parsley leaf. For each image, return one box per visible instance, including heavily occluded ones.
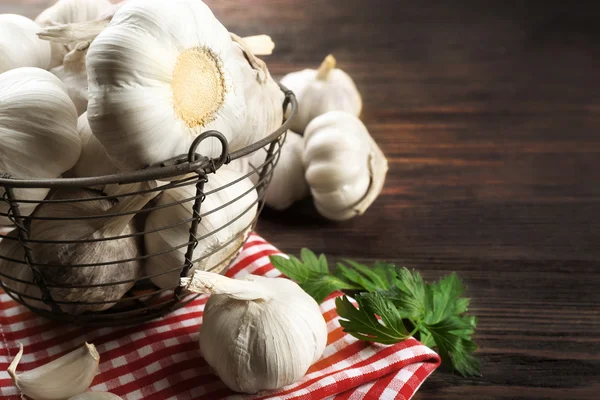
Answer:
[336,260,396,292]
[422,317,481,377]
[270,250,360,303]
[336,293,411,345]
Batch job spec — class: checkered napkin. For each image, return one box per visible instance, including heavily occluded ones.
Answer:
[0,233,440,399]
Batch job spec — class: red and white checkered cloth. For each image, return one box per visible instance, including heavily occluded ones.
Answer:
[0,233,440,399]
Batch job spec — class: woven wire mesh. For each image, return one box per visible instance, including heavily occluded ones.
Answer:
[0,85,296,327]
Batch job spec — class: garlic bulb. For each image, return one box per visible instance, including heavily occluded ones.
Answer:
[8,342,99,400]
[281,55,362,133]
[232,131,309,210]
[182,270,328,393]
[0,67,80,226]
[0,14,51,74]
[22,185,156,314]
[145,165,258,289]
[65,112,119,183]
[86,0,281,171]
[229,33,284,151]
[0,230,47,311]
[35,0,114,68]
[303,111,388,221]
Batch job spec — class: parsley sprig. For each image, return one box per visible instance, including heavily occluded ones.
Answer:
[270,249,481,377]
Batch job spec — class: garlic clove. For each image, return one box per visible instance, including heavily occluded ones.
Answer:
[68,392,123,400]
[8,342,100,400]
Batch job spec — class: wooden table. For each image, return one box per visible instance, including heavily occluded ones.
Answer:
[3,0,599,398]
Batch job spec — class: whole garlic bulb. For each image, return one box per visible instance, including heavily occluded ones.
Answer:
[35,0,114,68]
[232,131,309,211]
[182,271,328,393]
[303,111,388,221]
[87,0,281,171]
[65,112,120,183]
[281,55,362,133]
[144,165,258,289]
[0,14,51,74]
[0,67,80,226]
[22,185,155,314]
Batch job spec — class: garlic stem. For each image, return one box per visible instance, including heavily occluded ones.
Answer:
[182,271,271,301]
[236,34,275,56]
[37,16,112,45]
[316,54,336,80]
[230,32,269,81]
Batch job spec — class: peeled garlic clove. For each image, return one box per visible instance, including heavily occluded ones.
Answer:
[8,342,99,400]
[183,271,328,393]
[144,165,258,289]
[0,14,51,74]
[69,392,123,400]
[303,111,388,221]
[281,54,362,133]
[35,0,114,68]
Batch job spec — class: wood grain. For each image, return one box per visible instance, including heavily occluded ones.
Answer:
[2,0,599,398]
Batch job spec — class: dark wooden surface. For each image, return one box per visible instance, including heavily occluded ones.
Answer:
[3,0,600,398]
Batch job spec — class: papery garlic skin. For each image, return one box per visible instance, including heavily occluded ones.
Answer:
[0,67,80,226]
[232,131,308,210]
[0,14,51,74]
[50,42,89,116]
[87,0,254,171]
[8,342,99,400]
[229,33,284,151]
[183,271,328,394]
[145,166,258,289]
[65,112,120,183]
[35,0,113,68]
[281,55,362,133]
[303,111,388,221]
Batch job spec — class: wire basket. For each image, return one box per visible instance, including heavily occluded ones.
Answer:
[0,84,297,327]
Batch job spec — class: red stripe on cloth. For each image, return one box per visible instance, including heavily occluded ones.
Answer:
[398,362,439,400]
[364,369,397,398]
[226,248,279,277]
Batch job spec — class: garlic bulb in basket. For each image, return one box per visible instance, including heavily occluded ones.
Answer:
[281,55,362,133]
[182,270,328,393]
[65,112,119,183]
[303,111,388,221]
[86,0,280,171]
[23,185,156,314]
[35,0,114,68]
[0,14,51,74]
[229,33,284,151]
[145,165,258,289]
[0,67,80,227]
[232,131,309,211]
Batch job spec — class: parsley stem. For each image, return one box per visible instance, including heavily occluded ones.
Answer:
[408,319,421,338]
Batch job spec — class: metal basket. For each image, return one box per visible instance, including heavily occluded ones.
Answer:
[0,84,297,327]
